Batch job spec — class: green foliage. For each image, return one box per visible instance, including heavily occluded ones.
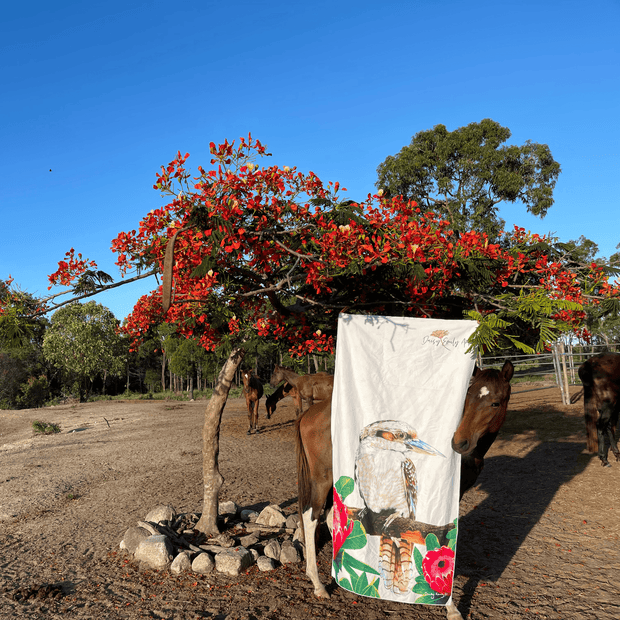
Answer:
[43,301,126,401]
[32,420,61,435]
[17,375,50,409]
[376,119,561,238]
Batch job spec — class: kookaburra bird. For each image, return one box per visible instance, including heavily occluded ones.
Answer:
[354,420,444,594]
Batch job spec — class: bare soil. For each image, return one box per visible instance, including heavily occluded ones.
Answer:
[1,385,619,620]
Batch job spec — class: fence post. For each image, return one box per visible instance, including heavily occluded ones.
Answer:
[552,343,567,405]
[559,342,571,405]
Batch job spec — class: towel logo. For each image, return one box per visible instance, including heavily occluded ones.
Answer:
[422,329,468,350]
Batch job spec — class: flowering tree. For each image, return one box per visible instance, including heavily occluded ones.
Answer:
[3,135,620,535]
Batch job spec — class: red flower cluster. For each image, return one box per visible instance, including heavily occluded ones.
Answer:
[422,546,455,595]
[22,135,616,355]
[332,487,354,558]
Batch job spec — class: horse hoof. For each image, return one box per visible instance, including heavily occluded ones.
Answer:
[314,587,330,599]
[247,429,252,435]
[255,428,261,434]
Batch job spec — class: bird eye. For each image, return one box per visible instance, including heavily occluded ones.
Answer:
[379,431,396,441]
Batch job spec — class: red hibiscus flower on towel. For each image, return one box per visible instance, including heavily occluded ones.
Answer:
[332,487,354,557]
[422,546,455,595]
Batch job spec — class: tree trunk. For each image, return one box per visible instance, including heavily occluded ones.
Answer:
[161,350,167,391]
[195,346,246,536]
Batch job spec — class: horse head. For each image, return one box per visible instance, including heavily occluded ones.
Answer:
[451,360,514,457]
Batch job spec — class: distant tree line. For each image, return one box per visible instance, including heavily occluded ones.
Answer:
[0,296,333,410]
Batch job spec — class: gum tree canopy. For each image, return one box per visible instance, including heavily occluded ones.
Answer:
[2,135,618,534]
[376,119,561,239]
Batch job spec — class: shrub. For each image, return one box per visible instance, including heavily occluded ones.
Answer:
[32,420,61,435]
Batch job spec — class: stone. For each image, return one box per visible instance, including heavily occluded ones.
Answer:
[256,556,277,572]
[120,526,150,554]
[263,539,281,561]
[191,552,215,575]
[286,514,300,529]
[215,547,253,576]
[249,548,260,562]
[238,533,259,547]
[240,509,259,522]
[170,551,192,575]
[145,505,176,524]
[293,527,304,543]
[255,505,286,528]
[218,501,238,516]
[279,540,301,564]
[134,535,174,569]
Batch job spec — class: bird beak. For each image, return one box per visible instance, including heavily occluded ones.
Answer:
[405,437,445,458]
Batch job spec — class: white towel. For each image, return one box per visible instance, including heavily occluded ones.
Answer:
[331,314,477,606]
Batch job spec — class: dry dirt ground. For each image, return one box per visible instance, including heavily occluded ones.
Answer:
[1,385,619,620]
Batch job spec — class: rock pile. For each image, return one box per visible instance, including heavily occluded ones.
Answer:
[120,503,305,577]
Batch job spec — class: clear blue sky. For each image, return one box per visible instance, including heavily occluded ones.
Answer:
[2,0,619,320]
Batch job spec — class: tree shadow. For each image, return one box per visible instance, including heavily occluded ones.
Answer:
[455,399,593,618]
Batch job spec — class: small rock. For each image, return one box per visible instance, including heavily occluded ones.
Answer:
[249,548,260,562]
[239,533,259,547]
[207,533,234,548]
[192,552,215,574]
[256,505,286,528]
[134,535,174,569]
[256,556,277,572]
[240,509,259,522]
[293,527,304,543]
[145,505,176,524]
[280,540,301,564]
[215,547,253,576]
[120,526,151,554]
[218,501,238,516]
[170,551,192,575]
[263,539,281,561]
[286,514,300,529]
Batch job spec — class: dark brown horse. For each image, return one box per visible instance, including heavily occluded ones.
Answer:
[578,352,620,467]
[295,360,514,619]
[242,370,264,434]
[265,382,301,419]
[270,365,333,415]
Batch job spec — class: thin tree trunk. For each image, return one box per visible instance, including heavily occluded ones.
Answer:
[161,350,167,392]
[195,346,246,536]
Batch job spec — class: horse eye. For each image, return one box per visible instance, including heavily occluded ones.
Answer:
[491,402,500,408]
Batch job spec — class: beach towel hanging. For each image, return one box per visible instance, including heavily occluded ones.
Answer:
[331,314,477,606]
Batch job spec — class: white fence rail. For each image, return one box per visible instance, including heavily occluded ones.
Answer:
[478,343,618,405]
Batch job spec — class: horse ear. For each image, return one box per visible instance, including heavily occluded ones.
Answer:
[501,360,515,382]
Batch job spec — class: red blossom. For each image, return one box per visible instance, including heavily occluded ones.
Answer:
[422,546,455,595]
[332,487,353,558]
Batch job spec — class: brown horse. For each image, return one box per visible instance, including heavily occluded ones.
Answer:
[270,365,333,415]
[295,360,514,619]
[578,352,620,467]
[242,370,264,434]
[265,382,301,419]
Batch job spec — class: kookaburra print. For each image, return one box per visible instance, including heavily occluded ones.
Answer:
[354,420,445,594]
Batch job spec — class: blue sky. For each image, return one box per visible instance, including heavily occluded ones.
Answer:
[2,0,619,320]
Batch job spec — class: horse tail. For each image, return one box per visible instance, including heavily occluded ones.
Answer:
[579,360,599,453]
[570,388,584,404]
[583,384,599,453]
[295,413,311,536]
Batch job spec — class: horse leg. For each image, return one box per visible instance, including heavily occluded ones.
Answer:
[246,397,254,435]
[445,600,463,620]
[296,401,333,599]
[597,404,613,466]
[253,400,260,433]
